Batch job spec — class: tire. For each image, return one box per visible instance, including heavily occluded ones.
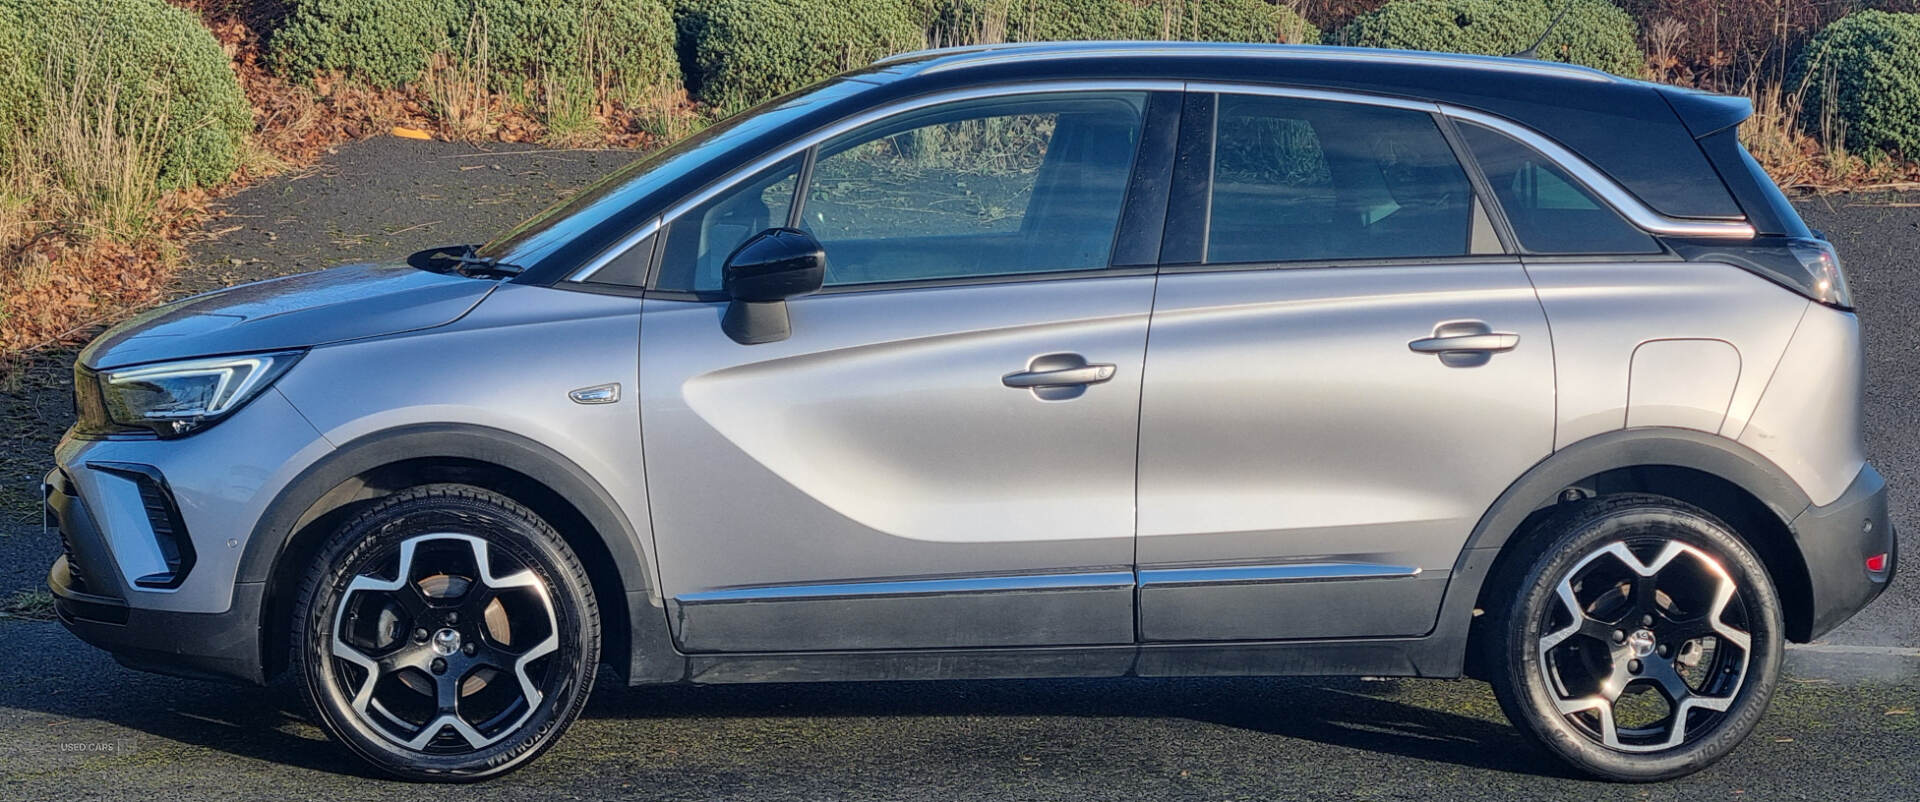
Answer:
[1481,493,1784,782]
[291,484,600,781]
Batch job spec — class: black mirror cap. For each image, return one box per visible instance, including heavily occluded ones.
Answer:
[722,227,826,302]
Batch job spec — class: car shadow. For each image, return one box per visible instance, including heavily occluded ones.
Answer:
[590,674,1576,779]
[1,620,1569,781]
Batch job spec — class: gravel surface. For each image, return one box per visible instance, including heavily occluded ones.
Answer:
[2,139,1918,799]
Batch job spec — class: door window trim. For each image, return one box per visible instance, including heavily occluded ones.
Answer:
[633,81,1182,295]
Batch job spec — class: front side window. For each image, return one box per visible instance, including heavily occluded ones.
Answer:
[1205,94,1492,265]
[655,156,802,293]
[802,92,1146,287]
[1458,122,1661,255]
[656,92,1148,293]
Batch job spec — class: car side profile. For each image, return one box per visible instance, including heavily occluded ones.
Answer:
[45,42,1894,782]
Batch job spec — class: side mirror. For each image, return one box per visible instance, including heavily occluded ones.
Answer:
[721,228,826,344]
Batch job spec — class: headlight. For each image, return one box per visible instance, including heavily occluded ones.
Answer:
[76,351,304,438]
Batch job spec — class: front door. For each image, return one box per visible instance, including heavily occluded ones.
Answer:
[640,89,1170,653]
[1134,89,1556,642]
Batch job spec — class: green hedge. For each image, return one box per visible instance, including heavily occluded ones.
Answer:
[271,0,681,100]
[1334,0,1640,76]
[684,0,1318,113]
[0,0,251,190]
[1796,10,1920,157]
[675,0,925,113]
[1154,0,1319,44]
[928,0,1316,45]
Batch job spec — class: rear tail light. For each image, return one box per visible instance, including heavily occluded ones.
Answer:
[1788,237,1853,309]
[1866,553,1888,574]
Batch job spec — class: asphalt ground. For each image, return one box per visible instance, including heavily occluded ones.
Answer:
[2,138,1918,800]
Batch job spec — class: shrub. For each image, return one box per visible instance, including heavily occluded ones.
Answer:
[675,0,925,113]
[270,0,681,101]
[270,0,456,89]
[931,0,1317,45]
[1154,0,1320,44]
[1795,10,1920,157]
[0,0,251,192]
[683,0,1322,115]
[1333,0,1641,75]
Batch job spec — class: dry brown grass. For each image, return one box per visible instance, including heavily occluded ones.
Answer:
[0,43,198,357]
[1736,70,1920,194]
[425,12,499,143]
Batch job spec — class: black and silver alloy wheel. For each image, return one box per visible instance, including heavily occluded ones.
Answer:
[293,485,599,781]
[1537,540,1752,752]
[1484,494,1783,782]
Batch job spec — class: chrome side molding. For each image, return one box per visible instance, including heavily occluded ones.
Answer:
[1137,562,1423,587]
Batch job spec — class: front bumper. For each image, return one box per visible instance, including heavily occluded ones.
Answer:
[1791,462,1897,640]
[46,467,267,684]
[41,387,329,686]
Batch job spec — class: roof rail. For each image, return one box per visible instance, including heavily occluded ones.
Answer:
[876,41,1617,84]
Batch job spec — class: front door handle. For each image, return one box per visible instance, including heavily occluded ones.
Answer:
[1003,353,1115,400]
[1408,333,1520,354]
[1409,321,1519,367]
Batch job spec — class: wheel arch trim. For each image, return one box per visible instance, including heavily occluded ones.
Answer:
[1439,427,1814,672]
[239,422,682,682]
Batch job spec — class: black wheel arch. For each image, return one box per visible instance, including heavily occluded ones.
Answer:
[1447,427,1819,679]
[243,422,683,684]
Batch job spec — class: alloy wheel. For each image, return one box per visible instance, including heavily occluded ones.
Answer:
[1536,538,1753,753]
[327,533,561,753]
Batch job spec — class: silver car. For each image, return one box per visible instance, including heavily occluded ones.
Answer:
[45,43,1894,782]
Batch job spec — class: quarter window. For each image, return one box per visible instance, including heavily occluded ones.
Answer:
[1205,94,1494,265]
[1458,122,1661,255]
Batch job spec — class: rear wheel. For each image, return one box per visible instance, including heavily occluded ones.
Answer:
[1483,494,1784,781]
[291,484,599,781]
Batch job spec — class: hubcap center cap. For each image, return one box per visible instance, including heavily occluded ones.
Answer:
[1627,628,1657,658]
[430,627,461,656]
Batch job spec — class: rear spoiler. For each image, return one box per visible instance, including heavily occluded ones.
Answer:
[1657,86,1753,140]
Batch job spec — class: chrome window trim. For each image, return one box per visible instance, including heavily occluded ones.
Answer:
[1137,562,1422,587]
[1188,81,1439,113]
[565,215,660,283]
[1443,106,1757,240]
[893,42,1618,85]
[677,570,1136,603]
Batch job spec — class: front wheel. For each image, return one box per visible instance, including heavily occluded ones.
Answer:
[1482,494,1784,781]
[291,484,600,781]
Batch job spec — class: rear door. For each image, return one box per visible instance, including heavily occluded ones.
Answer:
[1134,88,1556,642]
[640,88,1180,653]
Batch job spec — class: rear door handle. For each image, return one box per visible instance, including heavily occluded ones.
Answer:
[1004,353,1115,400]
[1409,321,1518,367]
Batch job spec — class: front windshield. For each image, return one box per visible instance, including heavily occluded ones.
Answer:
[476,78,874,269]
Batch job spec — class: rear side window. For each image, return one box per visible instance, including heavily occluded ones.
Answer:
[1458,123,1661,255]
[1205,94,1496,265]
